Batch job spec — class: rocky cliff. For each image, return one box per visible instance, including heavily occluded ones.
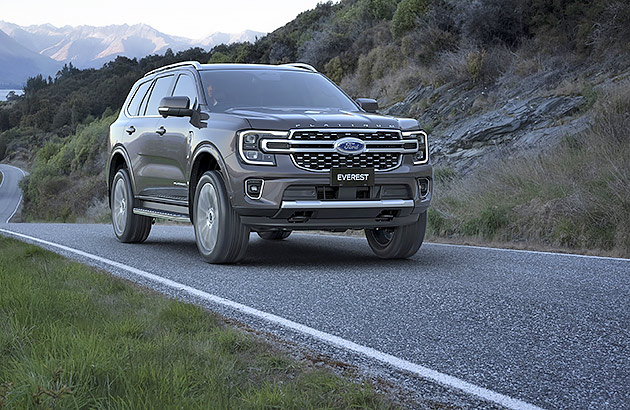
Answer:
[386,68,629,175]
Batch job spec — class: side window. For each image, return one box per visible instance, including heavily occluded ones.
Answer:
[126,80,151,116]
[143,75,174,116]
[173,74,198,107]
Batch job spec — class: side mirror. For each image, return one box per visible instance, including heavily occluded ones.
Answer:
[158,96,193,118]
[356,98,379,113]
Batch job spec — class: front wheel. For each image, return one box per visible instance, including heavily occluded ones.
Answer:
[365,211,427,259]
[193,171,250,264]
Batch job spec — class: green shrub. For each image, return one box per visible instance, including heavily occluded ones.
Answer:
[467,49,487,82]
[208,52,233,64]
[392,0,430,38]
[21,112,116,222]
[324,56,344,83]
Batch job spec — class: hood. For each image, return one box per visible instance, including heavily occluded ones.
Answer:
[223,107,419,132]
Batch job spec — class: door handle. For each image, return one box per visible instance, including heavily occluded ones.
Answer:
[125,126,136,135]
[156,126,166,136]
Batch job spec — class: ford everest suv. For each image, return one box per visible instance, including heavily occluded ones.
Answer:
[107,61,432,263]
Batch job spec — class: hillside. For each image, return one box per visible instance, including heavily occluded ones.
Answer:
[1,0,629,255]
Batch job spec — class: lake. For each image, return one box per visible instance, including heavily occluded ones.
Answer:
[0,89,23,101]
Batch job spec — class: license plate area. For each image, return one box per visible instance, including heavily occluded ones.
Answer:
[331,168,374,187]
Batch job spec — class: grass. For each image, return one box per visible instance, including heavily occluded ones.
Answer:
[0,236,395,409]
[428,81,630,257]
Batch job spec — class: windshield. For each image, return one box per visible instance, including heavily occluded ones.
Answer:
[200,69,358,112]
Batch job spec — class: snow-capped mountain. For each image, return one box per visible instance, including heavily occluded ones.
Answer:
[0,21,264,86]
[195,30,263,48]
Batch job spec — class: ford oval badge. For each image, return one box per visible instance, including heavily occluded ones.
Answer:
[334,137,366,156]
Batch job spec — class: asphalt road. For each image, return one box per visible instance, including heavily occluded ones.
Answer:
[0,167,628,409]
[0,164,26,223]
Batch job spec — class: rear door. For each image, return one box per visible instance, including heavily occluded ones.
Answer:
[127,74,175,197]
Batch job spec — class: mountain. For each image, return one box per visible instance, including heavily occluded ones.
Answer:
[196,30,263,49]
[0,29,61,88]
[0,21,264,85]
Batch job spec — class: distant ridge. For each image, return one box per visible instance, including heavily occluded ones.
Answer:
[0,29,61,88]
[0,21,264,87]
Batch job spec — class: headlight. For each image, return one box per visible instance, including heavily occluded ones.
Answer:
[238,130,288,165]
[402,130,429,165]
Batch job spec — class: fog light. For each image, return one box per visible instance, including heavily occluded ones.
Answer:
[417,178,430,198]
[245,179,264,200]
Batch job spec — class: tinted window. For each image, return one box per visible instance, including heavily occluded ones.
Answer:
[126,80,151,116]
[200,70,357,112]
[144,75,174,116]
[173,74,198,107]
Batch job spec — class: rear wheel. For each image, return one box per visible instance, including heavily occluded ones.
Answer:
[111,168,152,243]
[257,230,292,240]
[194,171,250,263]
[365,211,427,259]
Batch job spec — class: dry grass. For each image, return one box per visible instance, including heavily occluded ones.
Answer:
[429,80,630,257]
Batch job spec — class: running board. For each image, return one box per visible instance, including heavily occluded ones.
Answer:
[133,208,190,222]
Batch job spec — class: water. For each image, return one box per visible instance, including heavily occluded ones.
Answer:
[0,89,23,101]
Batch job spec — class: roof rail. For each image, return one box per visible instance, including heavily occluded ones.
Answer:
[144,61,202,77]
[282,63,318,72]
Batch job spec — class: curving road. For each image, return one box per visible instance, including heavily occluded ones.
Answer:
[0,164,26,223]
[0,168,628,409]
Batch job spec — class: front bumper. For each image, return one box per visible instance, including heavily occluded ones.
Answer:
[223,153,432,230]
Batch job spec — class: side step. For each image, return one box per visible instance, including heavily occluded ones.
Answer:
[133,208,190,222]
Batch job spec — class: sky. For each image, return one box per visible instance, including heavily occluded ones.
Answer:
[1,0,334,38]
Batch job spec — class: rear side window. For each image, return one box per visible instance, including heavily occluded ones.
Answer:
[126,80,151,116]
[173,74,198,107]
[143,75,174,116]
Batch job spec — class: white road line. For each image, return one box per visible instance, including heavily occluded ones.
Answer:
[5,193,23,224]
[295,233,630,262]
[0,165,27,223]
[426,241,630,262]
[0,227,545,410]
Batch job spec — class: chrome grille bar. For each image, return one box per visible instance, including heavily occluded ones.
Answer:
[260,139,419,154]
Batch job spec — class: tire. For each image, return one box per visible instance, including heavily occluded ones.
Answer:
[111,168,152,243]
[365,211,427,259]
[257,230,291,240]
[193,171,250,263]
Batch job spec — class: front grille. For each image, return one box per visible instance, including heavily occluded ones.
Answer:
[292,130,402,141]
[293,152,401,171]
[289,130,403,172]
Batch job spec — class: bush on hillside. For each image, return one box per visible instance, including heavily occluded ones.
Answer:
[391,0,430,38]
[20,112,116,222]
[429,81,630,256]
[461,0,528,47]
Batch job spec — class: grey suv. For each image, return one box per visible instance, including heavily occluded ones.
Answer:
[107,61,432,263]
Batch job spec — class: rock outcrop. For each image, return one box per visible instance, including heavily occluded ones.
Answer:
[385,81,590,174]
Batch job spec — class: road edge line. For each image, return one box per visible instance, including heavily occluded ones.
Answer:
[294,233,630,262]
[1,165,26,223]
[0,227,546,410]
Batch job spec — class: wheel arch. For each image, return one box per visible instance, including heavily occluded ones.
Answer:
[107,146,135,208]
[188,143,231,218]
